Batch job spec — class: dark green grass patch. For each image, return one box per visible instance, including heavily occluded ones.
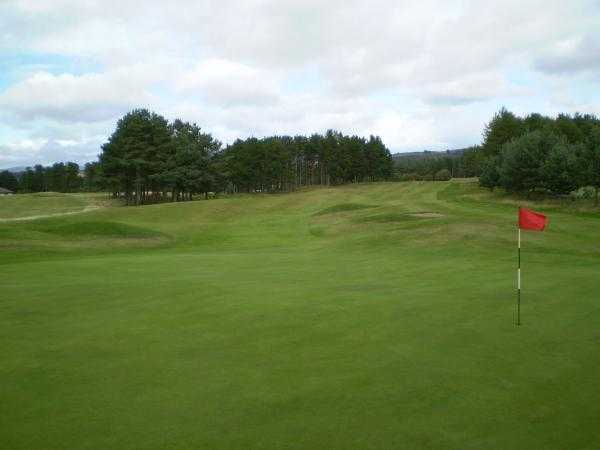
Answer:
[357,211,443,223]
[313,202,377,216]
[28,220,164,239]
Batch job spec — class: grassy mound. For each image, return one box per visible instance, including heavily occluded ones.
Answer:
[0,192,94,219]
[29,220,163,239]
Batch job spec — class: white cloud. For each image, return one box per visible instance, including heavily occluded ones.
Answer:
[421,73,529,106]
[0,138,48,166]
[0,136,103,168]
[535,35,600,75]
[55,139,79,147]
[177,59,281,106]
[0,68,159,122]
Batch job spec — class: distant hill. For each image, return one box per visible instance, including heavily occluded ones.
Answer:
[2,166,28,174]
[391,147,481,179]
[392,148,469,160]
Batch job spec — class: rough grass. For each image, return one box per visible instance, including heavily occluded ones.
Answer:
[0,192,91,219]
[313,202,377,216]
[1,180,600,450]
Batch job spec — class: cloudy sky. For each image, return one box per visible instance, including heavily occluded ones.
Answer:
[1,0,599,168]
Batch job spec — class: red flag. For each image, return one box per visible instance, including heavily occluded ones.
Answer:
[518,207,547,231]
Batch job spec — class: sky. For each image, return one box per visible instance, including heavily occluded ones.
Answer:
[1,0,599,169]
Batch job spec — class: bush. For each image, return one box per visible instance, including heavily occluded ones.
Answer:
[571,186,597,200]
[398,173,419,181]
[434,169,451,181]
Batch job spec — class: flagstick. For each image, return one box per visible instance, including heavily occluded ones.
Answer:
[517,227,521,326]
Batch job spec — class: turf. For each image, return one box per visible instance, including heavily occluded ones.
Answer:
[0,192,108,220]
[1,181,599,450]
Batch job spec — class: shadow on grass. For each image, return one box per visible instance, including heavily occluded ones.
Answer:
[313,203,378,216]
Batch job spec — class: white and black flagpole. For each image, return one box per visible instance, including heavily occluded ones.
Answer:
[516,207,547,325]
[517,227,521,326]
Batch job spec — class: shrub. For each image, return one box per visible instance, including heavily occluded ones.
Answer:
[434,169,451,181]
[398,173,419,181]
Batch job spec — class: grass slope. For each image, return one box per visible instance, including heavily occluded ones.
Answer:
[1,181,599,450]
[0,192,111,220]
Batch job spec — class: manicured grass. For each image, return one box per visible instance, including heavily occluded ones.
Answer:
[1,181,599,450]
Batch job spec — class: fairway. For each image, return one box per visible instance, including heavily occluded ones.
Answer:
[1,181,599,450]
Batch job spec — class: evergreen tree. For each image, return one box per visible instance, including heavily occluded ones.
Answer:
[553,113,585,144]
[0,170,19,191]
[100,109,172,204]
[479,156,501,189]
[498,131,559,194]
[478,110,600,197]
[20,168,35,192]
[84,162,104,192]
[32,165,47,192]
[47,162,66,192]
[482,108,525,157]
[578,126,600,204]
[65,163,82,192]
[541,142,579,195]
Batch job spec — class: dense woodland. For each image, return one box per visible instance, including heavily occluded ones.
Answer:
[1,110,393,203]
[3,108,600,204]
[477,109,600,201]
[98,110,393,204]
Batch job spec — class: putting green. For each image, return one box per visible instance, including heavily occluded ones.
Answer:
[1,181,599,450]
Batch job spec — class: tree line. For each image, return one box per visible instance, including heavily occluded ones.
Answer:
[224,131,393,193]
[5,107,599,204]
[0,162,103,193]
[393,147,483,181]
[478,109,600,202]
[392,108,600,203]
[2,110,393,202]
[98,109,394,204]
